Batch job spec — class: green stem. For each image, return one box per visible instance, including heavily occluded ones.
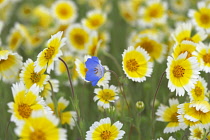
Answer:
[59,57,75,98]
[152,71,166,139]
[5,121,10,140]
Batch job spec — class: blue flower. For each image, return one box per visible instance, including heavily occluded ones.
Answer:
[85,56,105,86]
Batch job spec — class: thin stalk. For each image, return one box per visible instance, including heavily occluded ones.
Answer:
[152,71,166,139]
[107,70,131,114]
[48,80,58,117]
[59,57,75,98]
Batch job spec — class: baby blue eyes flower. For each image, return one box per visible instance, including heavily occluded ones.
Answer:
[85,56,105,86]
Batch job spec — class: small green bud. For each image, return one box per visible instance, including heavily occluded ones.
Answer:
[136,101,144,112]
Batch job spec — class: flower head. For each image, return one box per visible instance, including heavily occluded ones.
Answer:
[15,111,67,140]
[85,56,105,86]
[166,52,200,96]
[34,31,66,73]
[86,117,125,140]
[0,50,23,83]
[93,84,119,109]
[189,125,205,140]
[122,46,153,82]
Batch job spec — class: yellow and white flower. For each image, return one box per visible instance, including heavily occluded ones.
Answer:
[7,82,50,124]
[0,50,22,83]
[138,0,168,27]
[170,0,189,13]
[171,22,207,44]
[156,98,181,133]
[188,1,210,33]
[189,125,205,140]
[82,10,106,30]
[122,46,153,82]
[132,35,166,63]
[193,43,210,73]
[93,84,119,109]
[97,66,111,86]
[172,40,197,59]
[86,117,125,140]
[46,97,77,129]
[188,76,208,102]
[52,0,77,24]
[65,24,90,53]
[166,52,200,96]
[15,110,67,140]
[34,31,66,73]
[20,59,49,92]
[40,79,59,98]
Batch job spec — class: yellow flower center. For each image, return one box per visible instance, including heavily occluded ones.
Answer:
[126,59,139,72]
[182,37,193,42]
[200,13,210,24]
[173,65,185,78]
[90,18,101,27]
[18,103,32,118]
[194,86,202,97]
[59,8,68,17]
[170,112,178,122]
[140,41,154,53]
[73,34,85,46]
[194,129,202,139]
[45,46,55,60]
[100,130,111,140]
[30,129,46,140]
[149,8,159,18]
[102,91,112,101]
[203,53,210,64]
[31,72,41,83]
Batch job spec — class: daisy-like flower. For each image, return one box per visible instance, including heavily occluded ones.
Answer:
[132,35,166,63]
[7,82,50,124]
[172,40,197,59]
[34,31,66,73]
[93,84,119,109]
[75,55,91,82]
[15,111,67,140]
[97,66,111,86]
[156,98,181,133]
[171,22,207,44]
[188,1,210,33]
[20,59,49,91]
[52,0,77,24]
[166,52,200,96]
[86,31,101,56]
[189,125,205,140]
[138,0,168,27]
[40,79,59,98]
[46,97,77,129]
[7,23,24,51]
[86,117,125,140]
[122,46,153,82]
[65,24,90,53]
[0,50,22,83]
[178,101,210,128]
[193,43,210,73]
[170,0,189,13]
[82,10,107,30]
[188,76,208,102]
[85,56,105,86]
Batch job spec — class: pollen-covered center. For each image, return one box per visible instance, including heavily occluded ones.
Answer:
[200,13,210,24]
[126,59,139,72]
[170,112,179,122]
[18,103,32,118]
[203,53,210,64]
[194,129,203,139]
[31,72,41,83]
[100,130,111,140]
[173,65,185,78]
[59,8,68,17]
[73,34,85,46]
[101,91,112,101]
[90,17,101,27]
[45,46,55,60]
[140,40,154,53]
[30,129,46,140]
[194,86,202,96]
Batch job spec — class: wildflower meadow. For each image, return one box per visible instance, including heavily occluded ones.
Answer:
[1,0,210,140]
